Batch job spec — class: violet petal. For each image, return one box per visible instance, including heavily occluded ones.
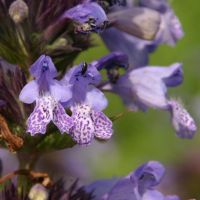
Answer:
[19,80,39,104]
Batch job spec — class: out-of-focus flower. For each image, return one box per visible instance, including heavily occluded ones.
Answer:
[112,63,183,111]
[100,61,196,138]
[62,2,108,33]
[19,55,73,135]
[85,161,180,200]
[101,0,184,68]
[28,184,49,200]
[62,62,113,145]
[101,28,149,68]
[168,99,197,139]
[91,51,128,71]
[8,0,29,24]
[107,7,161,40]
[140,0,184,46]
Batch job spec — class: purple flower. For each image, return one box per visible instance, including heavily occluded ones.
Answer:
[91,51,128,71]
[19,55,73,135]
[111,63,183,111]
[62,2,108,33]
[101,28,149,68]
[101,1,183,68]
[85,161,180,200]
[168,99,197,139]
[62,62,113,145]
[139,0,184,47]
[104,161,180,200]
[102,62,197,138]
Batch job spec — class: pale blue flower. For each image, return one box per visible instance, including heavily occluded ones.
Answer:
[85,161,180,200]
[112,63,183,111]
[19,55,73,135]
[62,61,112,145]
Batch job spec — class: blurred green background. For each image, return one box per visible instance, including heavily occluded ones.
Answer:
[72,0,200,197]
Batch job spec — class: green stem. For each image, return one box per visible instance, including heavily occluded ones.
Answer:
[16,152,39,197]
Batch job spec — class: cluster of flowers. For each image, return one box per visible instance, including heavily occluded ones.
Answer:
[0,0,197,199]
[19,54,113,145]
[19,0,196,145]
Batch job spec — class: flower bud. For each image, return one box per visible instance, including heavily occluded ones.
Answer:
[9,0,28,24]
[28,184,49,200]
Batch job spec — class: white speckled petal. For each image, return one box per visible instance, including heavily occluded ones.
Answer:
[168,99,197,139]
[52,103,74,133]
[70,105,95,145]
[27,96,54,135]
[91,110,113,140]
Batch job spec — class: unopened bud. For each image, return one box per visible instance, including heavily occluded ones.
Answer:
[9,0,28,24]
[28,184,49,200]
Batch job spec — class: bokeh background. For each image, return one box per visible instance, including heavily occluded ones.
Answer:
[72,0,200,198]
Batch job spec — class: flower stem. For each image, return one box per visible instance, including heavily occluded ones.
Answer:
[16,152,39,196]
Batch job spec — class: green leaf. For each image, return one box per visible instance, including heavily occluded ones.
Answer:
[36,131,75,152]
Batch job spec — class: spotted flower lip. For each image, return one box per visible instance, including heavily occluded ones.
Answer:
[62,2,108,33]
[19,55,73,135]
[168,99,197,139]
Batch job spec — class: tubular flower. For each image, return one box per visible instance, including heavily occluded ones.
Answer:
[101,0,184,68]
[62,2,108,33]
[140,0,184,46]
[103,161,173,200]
[112,63,183,111]
[85,161,180,200]
[62,62,113,145]
[19,55,73,135]
[104,61,197,139]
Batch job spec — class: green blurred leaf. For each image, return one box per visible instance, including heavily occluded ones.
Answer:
[36,131,75,152]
